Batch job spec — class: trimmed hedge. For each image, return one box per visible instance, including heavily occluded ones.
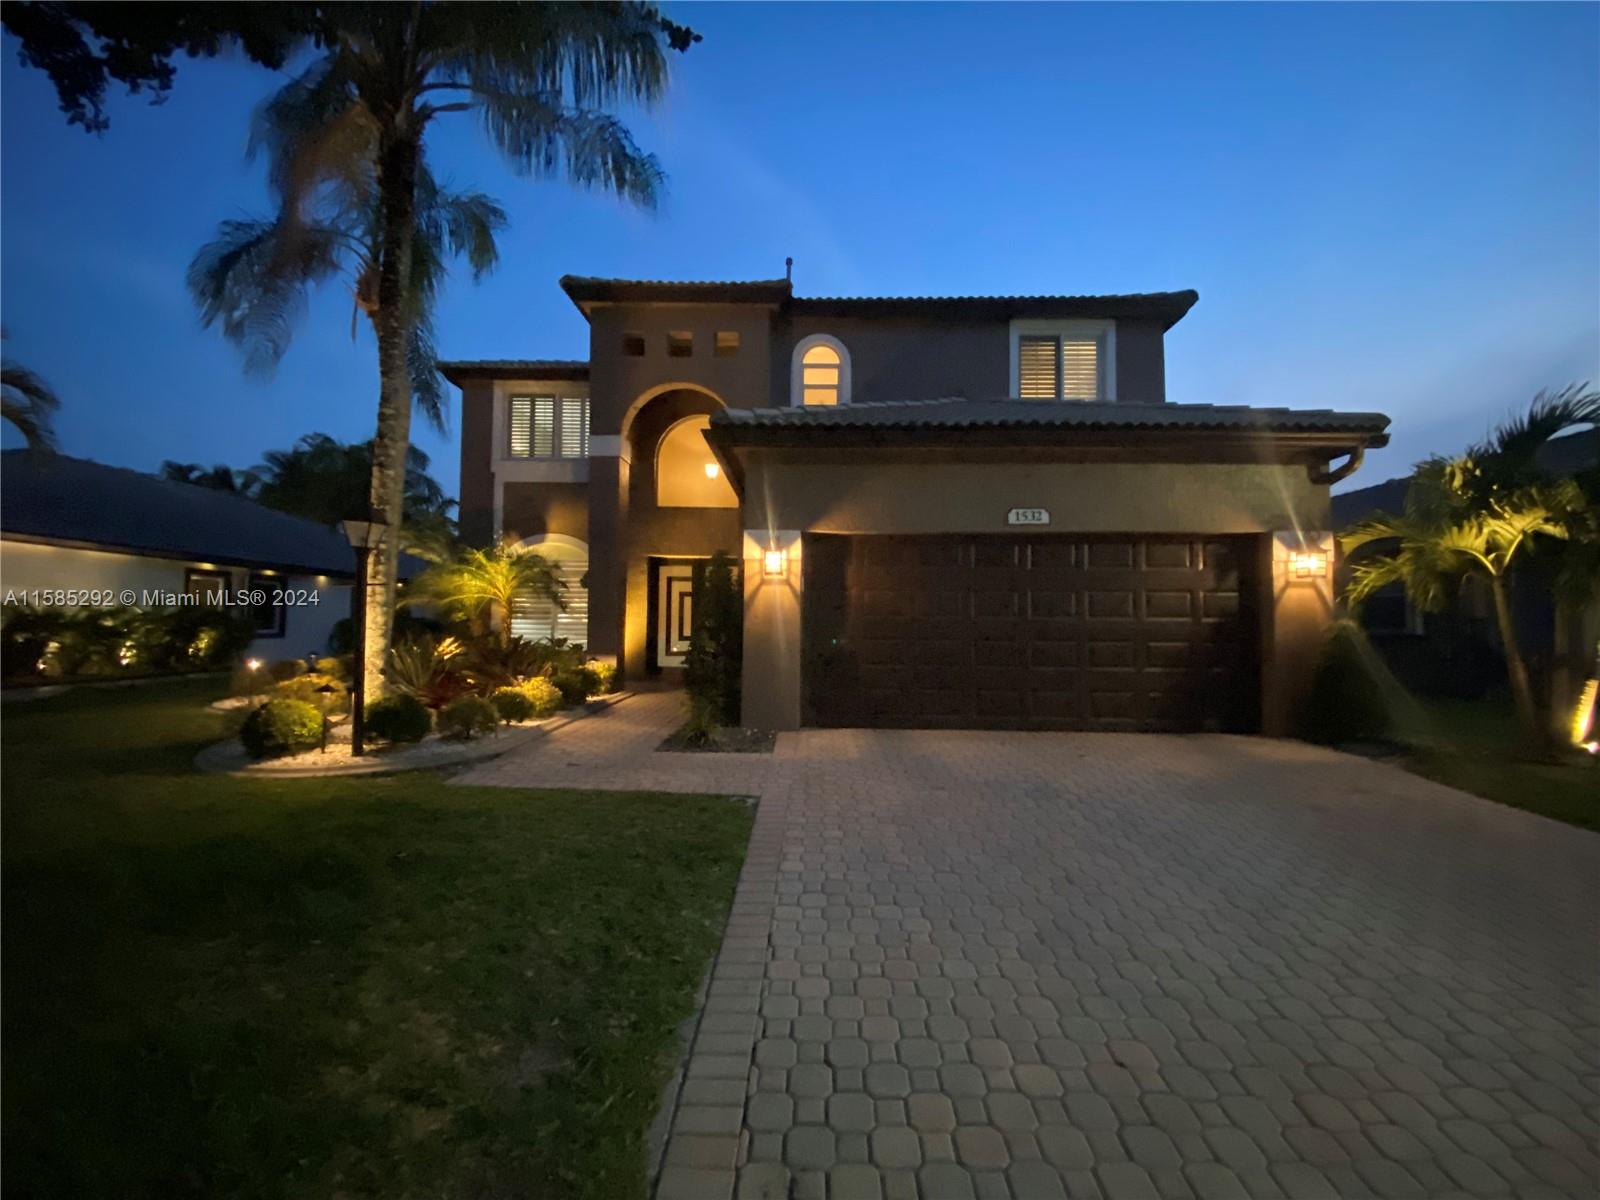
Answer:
[240,699,323,759]
[1298,619,1391,744]
[549,669,590,707]
[438,695,499,741]
[584,660,619,695]
[520,676,563,718]
[364,694,432,744]
[490,687,536,723]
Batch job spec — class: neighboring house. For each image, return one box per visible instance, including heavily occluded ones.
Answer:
[442,275,1389,734]
[1332,428,1599,699]
[1,450,360,662]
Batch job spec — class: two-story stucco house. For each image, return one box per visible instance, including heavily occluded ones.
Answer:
[441,275,1388,734]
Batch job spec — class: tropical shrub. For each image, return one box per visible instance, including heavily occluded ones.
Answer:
[458,636,548,692]
[550,669,590,707]
[584,660,619,695]
[1298,620,1391,745]
[405,536,565,645]
[268,659,305,682]
[437,695,499,741]
[386,635,471,710]
[271,672,351,716]
[519,676,563,718]
[240,698,323,759]
[314,656,350,682]
[0,604,254,679]
[364,693,431,744]
[490,686,535,723]
[685,551,742,725]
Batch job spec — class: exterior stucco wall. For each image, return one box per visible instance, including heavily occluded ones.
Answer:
[501,482,588,545]
[774,316,1008,406]
[457,379,496,545]
[734,456,1333,734]
[0,538,350,661]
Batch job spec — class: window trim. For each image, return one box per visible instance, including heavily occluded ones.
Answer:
[507,394,589,460]
[1008,319,1116,402]
[183,567,232,605]
[248,571,287,638]
[790,333,851,407]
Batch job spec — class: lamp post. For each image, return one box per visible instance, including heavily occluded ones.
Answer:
[340,513,390,758]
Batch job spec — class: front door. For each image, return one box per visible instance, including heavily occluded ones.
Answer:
[656,564,696,667]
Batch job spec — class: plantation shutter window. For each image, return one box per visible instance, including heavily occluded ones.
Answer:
[1018,336,1058,399]
[508,396,589,458]
[1015,331,1106,401]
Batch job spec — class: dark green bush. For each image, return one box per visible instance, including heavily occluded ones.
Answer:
[490,687,535,723]
[520,676,562,718]
[240,698,323,759]
[1299,619,1392,744]
[438,695,499,740]
[268,659,305,683]
[271,672,350,716]
[1,604,254,679]
[685,550,742,725]
[329,610,444,656]
[364,694,431,744]
[550,669,590,707]
[314,656,351,682]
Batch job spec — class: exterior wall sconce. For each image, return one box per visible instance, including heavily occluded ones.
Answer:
[763,549,786,578]
[1289,550,1329,580]
[704,461,720,479]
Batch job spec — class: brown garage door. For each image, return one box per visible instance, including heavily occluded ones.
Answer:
[803,534,1260,732]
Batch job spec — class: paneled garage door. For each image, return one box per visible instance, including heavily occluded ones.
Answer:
[803,534,1261,732]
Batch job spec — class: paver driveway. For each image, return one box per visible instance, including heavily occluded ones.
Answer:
[458,693,1600,1200]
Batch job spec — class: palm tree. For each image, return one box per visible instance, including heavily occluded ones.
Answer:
[159,461,246,492]
[190,4,693,702]
[1,343,61,450]
[243,432,453,527]
[1343,386,1598,741]
[406,534,564,646]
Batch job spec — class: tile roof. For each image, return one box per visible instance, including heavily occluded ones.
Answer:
[711,398,1390,436]
[436,359,588,383]
[1,451,423,577]
[560,275,792,310]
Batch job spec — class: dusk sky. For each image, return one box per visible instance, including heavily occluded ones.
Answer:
[2,2,1596,499]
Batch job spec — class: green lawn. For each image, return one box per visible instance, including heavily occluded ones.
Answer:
[1393,697,1600,832]
[2,680,752,1199]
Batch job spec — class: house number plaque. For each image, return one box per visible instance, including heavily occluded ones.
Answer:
[1006,508,1051,526]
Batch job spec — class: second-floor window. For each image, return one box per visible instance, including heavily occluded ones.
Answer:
[792,334,851,406]
[1015,325,1111,401]
[509,395,589,459]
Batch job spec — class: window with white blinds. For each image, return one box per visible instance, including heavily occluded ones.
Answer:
[1016,334,1103,401]
[510,559,588,645]
[508,395,588,458]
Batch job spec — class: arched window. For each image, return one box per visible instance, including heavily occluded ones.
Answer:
[792,335,850,406]
[656,415,738,508]
[508,536,588,646]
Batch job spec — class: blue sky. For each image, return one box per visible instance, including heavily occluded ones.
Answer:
[3,2,1596,497]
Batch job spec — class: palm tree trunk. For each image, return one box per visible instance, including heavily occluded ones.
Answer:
[361,125,421,705]
[1488,574,1540,741]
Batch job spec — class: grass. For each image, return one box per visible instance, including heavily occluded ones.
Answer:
[2,679,753,1199]
[1394,697,1600,832]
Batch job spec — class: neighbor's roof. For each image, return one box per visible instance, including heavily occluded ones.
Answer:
[710,398,1391,438]
[557,275,1198,328]
[436,359,588,384]
[2,451,369,576]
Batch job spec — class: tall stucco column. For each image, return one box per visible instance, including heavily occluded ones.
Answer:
[1262,530,1336,736]
[584,440,629,670]
[742,529,804,731]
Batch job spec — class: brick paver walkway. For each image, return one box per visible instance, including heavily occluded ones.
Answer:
[458,692,1600,1200]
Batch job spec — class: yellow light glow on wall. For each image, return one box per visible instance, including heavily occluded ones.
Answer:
[1290,551,1329,580]
[763,549,786,578]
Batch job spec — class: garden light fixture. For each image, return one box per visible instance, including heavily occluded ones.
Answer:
[314,681,338,754]
[1290,550,1329,580]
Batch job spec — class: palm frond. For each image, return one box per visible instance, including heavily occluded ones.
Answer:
[1482,383,1600,470]
[1,360,62,449]
[408,315,447,433]
[188,217,344,371]
[472,92,664,207]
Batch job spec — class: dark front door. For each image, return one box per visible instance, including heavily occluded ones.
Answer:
[803,534,1260,732]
